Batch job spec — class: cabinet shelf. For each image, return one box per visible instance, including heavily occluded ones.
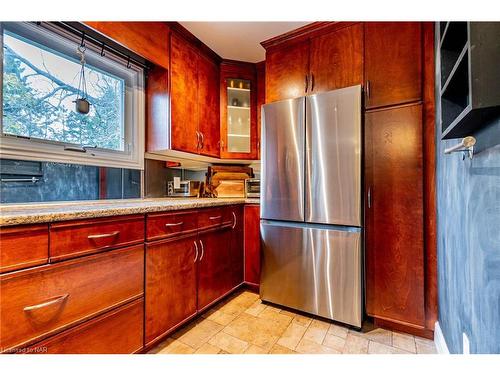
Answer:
[228,134,250,138]
[438,22,500,140]
[228,105,250,110]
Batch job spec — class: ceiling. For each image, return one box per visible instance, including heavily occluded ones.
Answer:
[180,22,310,63]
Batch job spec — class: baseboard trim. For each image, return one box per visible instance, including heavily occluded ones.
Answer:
[434,321,450,354]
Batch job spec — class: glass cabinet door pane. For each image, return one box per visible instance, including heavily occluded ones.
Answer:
[227,78,251,153]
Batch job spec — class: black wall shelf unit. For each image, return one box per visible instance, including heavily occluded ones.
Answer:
[438,22,500,139]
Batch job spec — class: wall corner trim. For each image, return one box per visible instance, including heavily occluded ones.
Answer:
[434,321,450,354]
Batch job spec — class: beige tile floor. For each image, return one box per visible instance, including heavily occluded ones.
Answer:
[148,290,438,355]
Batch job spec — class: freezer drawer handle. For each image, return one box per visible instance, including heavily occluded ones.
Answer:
[24,294,69,312]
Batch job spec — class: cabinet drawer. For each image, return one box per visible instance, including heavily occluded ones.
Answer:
[146,210,197,241]
[0,244,144,351]
[198,208,223,230]
[26,299,144,354]
[50,215,144,261]
[0,224,48,273]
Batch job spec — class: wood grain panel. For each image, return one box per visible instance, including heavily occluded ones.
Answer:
[0,245,144,351]
[365,104,425,327]
[364,22,422,108]
[265,40,310,103]
[145,235,197,345]
[244,205,261,287]
[27,299,144,354]
[49,215,144,261]
[0,224,48,273]
[146,65,169,152]
[84,22,170,69]
[310,23,363,93]
[198,53,220,157]
[170,31,199,154]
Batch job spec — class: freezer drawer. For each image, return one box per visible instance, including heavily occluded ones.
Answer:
[305,85,362,226]
[260,220,362,327]
[261,97,305,222]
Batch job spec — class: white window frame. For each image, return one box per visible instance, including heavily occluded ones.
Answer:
[0,22,145,170]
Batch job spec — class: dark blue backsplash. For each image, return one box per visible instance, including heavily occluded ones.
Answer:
[436,33,500,352]
[0,159,140,203]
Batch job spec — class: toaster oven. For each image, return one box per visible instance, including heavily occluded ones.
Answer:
[245,179,260,198]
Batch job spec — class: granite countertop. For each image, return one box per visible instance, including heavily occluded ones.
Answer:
[0,197,260,227]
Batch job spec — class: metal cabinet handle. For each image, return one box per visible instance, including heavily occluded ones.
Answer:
[231,212,237,229]
[87,231,120,240]
[305,74,309,93]
[367,187,372,209]
[220,140,225,151]
[24,294,69,312]
[365,80,371,99]
[209,215,221,220]
[193,240,199,263]
[165,222,183,227]
[196,131,201,149]
[199,240,204,260]
[200,132,204,150]
[311,73,315,92]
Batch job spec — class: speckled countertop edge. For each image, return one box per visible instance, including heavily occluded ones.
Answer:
[0,198,260,227]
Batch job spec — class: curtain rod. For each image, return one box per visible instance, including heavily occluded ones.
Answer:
[44,22,151,71]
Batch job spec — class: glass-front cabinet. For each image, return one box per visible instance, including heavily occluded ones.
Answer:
[220,62,258,159]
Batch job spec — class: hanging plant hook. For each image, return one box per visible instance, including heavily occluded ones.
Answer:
[74,42,91,115]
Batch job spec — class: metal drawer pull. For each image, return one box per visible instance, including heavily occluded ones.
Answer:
[165,222,184,227]
[194,241,199,263]
[87,231,120,240]
[24,294,69,312]
[199,240,204,260]
[232,212,237,229]
[209,216,221,220]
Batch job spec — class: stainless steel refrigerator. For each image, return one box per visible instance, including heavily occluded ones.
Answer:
[260,85,362,328]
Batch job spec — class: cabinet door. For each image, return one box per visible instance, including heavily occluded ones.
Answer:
[197,228,231,310]
[310,23,363,93]
[145,235,197,345]
[170,32,199,154]
[265,40,310,103]
[228,206,244,289]
[365,22,422,108]
[244,205,261,288]
[365,104,425,327]
[198,53,220,158]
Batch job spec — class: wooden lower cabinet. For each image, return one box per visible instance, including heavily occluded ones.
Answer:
[228,206,244,288]
[365,104,425,328]
[197,227,232,310]
[145,234,198,345]
[27,299,144,354]
[244,205,261,289]
[0,245,144,351]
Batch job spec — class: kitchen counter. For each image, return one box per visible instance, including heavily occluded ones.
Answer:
[0,198,260,226]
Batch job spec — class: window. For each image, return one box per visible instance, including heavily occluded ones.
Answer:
[0,22,145,169]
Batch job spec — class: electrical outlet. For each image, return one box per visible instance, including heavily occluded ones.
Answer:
[462,332,470,354]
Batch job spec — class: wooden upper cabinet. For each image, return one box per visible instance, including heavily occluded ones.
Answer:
[220,61,258,160]
[365,22,422,109]
[265,40,310,103]
[365,104,425,327]
[170,32,199,154]
[84,22,170,69]
[309,23,364,93]
[198,53,220,158]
